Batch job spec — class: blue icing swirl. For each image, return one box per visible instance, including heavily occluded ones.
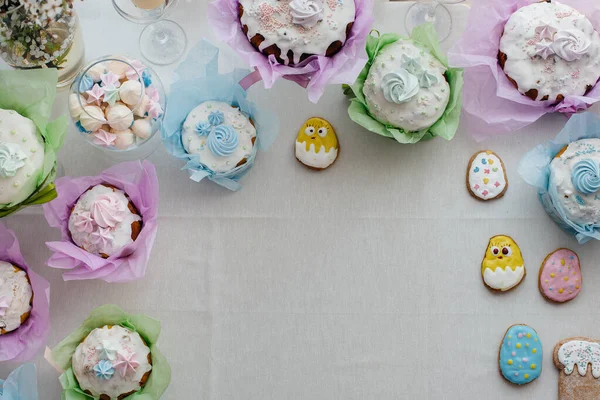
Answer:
[571,159,600,195]
[142,70,152,87]
[196,121,212,136]
[381,69,419,105]
[400,54,423,75]
[208,111,225,126]
[208,125,238,157]
[499,325,542,385]
[93,360,115,380]
[0,142,27,178]
[78,74,94,94]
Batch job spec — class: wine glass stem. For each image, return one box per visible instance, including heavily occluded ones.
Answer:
[425,2,438,23]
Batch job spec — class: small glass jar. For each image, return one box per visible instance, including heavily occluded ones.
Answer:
[69,56,166,162]
[0,3,85,88]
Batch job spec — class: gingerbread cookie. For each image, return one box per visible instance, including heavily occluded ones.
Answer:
[499,324,542,385]
[481,235,525,292]
[554,338,600,400]
[539,249,582,303]
[295,117,339,170]
[467,150,508,201]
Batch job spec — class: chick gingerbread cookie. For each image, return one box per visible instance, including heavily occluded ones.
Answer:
[554,337,600,400]
[481,235,525,292]
[539,249,582,303]
[499,324,542,385]
[467,150,508,201]
[295,117,339,170]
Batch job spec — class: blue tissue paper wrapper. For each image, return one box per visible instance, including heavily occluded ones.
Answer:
[162,39,279,191]
[519,112,600,244]
[0,364,38,400]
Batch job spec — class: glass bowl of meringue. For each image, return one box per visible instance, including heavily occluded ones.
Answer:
[68,56,166,160]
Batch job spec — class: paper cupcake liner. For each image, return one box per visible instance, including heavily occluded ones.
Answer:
[0,69,67,217]
[0,223,50,362]
[519,112,600,244]
[0,364,39,400]
[42,160,159,283]
[448,0,600,140]
[344,24,464,144]
[50,304,171,400]
[161,39,279,191]
[207,0,374,103]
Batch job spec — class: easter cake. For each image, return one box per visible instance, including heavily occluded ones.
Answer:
[68,184,142,258]
[554,337,600,399]
[498,1,600,102]
[0,108,45,206]
[181,101,256,174]
[548,139,600,227]
[72,325,152,399]
[238,0,356,66]
[362,39,450,132]
[0,261,33,335]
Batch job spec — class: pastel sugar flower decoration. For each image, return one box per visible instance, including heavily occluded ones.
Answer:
[146,87,160,103]
[102,86,121,107]
[113,351,140,377]
[78,74,94,94]
[90,192,126,228]
[93,360,115,380]
[73,211,94,233]
[91,226,114,248]
[208,125,239,157]
[208,111,224,126]
[95,340,118,361]
[196,121,212,136]
[148,101,163,120]
[571,159,600,195]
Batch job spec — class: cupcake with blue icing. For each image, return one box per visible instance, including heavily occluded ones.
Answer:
[549,139,600,227]
[181,101,256,174]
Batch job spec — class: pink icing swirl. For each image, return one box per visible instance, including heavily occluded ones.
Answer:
[73,211,95,233]
[90,192,126,228]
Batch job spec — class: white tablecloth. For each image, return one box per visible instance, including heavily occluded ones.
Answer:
[2,1,600,399]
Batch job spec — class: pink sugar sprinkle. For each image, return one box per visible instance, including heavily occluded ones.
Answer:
[327,0,338,11]
[556,11,573,19]
[572,70,581,79]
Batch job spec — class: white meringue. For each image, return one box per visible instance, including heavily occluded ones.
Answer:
[119,80,143,106]
[106,60,128,80]
[80,106,106,132]
[131,118,153,140]
[87,63,106,82]
[106,104,134,131]
[68,93,85,120]
[134,95,151,118]
[112,129,137,150]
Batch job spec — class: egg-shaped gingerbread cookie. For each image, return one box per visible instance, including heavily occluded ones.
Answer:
[467,150,508,201]
[499,324,543,385]
[481,235,525,292]
[295,117,339,170]
[539,249,582,303]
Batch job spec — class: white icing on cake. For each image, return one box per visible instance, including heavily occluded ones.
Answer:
[499,1,600,101]
[68,185,141,257]
[550,139,600,226]
[0,109,45,206]
[182,101,256,174]
[483,265,525,292]
[72,325,152,399]
[0,261,32,334]
[363,39,450,132]
[239,0,356,65]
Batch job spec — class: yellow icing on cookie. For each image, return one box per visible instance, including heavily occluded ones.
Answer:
[296,117,338,153]
[481,235,524,274]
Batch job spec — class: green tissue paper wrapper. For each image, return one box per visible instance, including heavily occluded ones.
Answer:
[345,24,464,144]
[52,305,172,400]
[0,69,67,217]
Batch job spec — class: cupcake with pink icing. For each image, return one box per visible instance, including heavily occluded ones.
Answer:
[68,184,142,259]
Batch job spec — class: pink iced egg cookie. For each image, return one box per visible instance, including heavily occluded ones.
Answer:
[538,249,582,303]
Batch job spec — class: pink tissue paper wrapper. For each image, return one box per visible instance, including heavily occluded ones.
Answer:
[0,223,50,362]
[207,0,374,103]
[42,161,159,283]
[447,0,600,141]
